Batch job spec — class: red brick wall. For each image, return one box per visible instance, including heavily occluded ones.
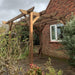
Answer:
[42,24,68,58]
[41,0,75,58]
[46,0,75,18]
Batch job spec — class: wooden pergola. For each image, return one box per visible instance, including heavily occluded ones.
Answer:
[2,7,67,64]
[2,7,41,64]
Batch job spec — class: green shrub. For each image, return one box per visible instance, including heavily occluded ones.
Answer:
[45,58,63,75]
[26,64,42,75]
[0,32,29,74]
[61,15,75,67]
[0,31,29,60]
[25,58,63,75]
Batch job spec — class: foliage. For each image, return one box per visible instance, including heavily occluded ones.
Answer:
[25,58,63,75]
[0,56,25,75]
[15,25,39,45]
[0,34,29,60]
[0,24,9,34]
[61,15,75,66]
[45,58,63,75]
[26,64,42,75]
[18,40,29,59]
[0,27,6,33]
[0,30,29,74]
[0,23,63,74]
[14,25,29,41]
[0,24,39,74]
[33,32,40,45]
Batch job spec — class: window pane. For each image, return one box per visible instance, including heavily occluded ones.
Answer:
[57,24,64,40]
[52,26,56,40]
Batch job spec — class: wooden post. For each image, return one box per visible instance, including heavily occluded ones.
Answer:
[9,22,12,38]
[8,22,13,57]
[29,12,33,64]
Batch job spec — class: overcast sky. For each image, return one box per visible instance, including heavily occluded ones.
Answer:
[0,0,50,23]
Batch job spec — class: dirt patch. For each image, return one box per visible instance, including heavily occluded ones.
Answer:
[18,53,75,75]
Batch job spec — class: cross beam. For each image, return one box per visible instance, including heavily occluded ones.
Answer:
[6,14,24,24]
[20,9,40,16]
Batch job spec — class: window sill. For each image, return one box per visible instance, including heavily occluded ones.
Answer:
[49,40,62,43]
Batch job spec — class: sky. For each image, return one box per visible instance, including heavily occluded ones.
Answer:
[0,0,50,24]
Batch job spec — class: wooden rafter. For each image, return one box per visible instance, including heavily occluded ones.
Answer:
[14,12,58,26]
[3,7,35,24]
[19,7,34,15]
[6,14,24,24]
[33,12,40,16]
[20,9,40,17]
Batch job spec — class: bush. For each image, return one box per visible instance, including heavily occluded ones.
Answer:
[0,31,29,60]
[26,64,42,75]
[25,58,63,75]
[45,58,63,75]
[0,32,29,74]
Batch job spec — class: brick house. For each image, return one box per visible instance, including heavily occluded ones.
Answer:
[41,0,75,58]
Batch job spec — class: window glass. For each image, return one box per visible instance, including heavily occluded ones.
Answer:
[57,26,63,40]
[52,26,56,40]
[50,23,64,42]
[57,24,64,40]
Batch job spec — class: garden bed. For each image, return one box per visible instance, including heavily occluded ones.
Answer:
[17,53,75,75]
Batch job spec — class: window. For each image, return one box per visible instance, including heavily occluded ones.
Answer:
[50,24,64,42]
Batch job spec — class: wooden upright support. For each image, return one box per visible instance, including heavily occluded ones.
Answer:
[29,12,33,64]
[8,22,13,57]
[29,12,40,64]
[9,22,13,39]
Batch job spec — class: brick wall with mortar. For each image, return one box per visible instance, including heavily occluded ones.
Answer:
[42,0,75,58]
[46,0,75,18]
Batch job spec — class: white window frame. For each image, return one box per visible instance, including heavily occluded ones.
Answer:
[50,24,63,42]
